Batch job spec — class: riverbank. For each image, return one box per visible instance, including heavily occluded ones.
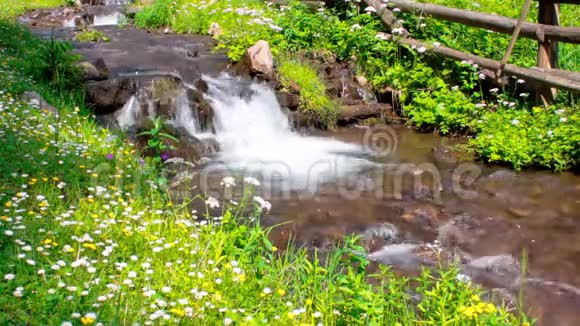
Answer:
[133,0,578,171]
[0,20,527,325]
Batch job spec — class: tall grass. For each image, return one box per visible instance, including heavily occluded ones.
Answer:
[277,56,338,128]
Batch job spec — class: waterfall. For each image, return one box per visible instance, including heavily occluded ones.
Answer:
[202,75,371,191]
[169,91,200,137]
[116,95,140,130]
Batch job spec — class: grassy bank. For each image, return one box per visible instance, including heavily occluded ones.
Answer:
[136,0,579,171]
[0,0,69,20]
[0,20,529,325]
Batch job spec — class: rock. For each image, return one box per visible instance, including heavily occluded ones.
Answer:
[432,145,459,167]
[85,77,136,114]
[193,79,209,93]
[276,91,300,111]
[354,75,368,87]
[368,243,431,271]
[21,91,58,114]
[208,22,222,37]
[77,58,109,81]
[463,255,521,289]
[362,223,399,242]
[508,207,532,218]
[245,40,274,76]
[361,223,399,252]
[163,27,171,34]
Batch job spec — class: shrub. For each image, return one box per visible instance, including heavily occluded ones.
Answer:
[471,105,579,170]
[134,0,175,29]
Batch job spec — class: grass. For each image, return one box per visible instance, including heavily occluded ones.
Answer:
[277,57,338,128]
[0,0,69,20]
[74,29,111,43]
[0,20,530,325]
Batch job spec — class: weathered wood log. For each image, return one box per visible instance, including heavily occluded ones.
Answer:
[385,0,580,44]
[289,104,391,126]
[375,32,580,92]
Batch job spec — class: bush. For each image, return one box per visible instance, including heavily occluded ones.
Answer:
[135,0,175,29]
[471,106,579,170]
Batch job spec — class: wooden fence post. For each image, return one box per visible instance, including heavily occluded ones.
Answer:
[537,0,560,106]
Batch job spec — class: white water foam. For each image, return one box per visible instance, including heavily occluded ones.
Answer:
[116,95,140,130]
[202,75,372,191]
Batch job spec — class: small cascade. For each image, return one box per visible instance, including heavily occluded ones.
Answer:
[116,95,140,130]
[202,75,372,191]
[168,91,201,137]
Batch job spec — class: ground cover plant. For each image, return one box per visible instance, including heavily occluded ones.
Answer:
[135,0,579,170]
[0,19,531,325]
[0,0,70,20]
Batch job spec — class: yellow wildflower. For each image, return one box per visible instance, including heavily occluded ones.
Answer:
[83,243,97,250]
[170,308,185,317]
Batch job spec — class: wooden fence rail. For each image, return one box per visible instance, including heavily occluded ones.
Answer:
[384,0,580,43]
[361,0,580,103]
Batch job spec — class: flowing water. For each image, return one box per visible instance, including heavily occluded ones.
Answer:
[115,75,580,325]
[202,76,375,191]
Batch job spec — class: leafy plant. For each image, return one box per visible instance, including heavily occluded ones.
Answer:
[137,117,179,163]
[471,105,579,170]
[134,0,176,29]
[74,28,110,42]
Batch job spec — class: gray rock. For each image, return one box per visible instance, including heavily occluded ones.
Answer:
[21,91,58,115]
[78,58,109,81]
[85,77,136,114]
[463,255,521,289]
[368,243,431,271]
[362,223,399,242]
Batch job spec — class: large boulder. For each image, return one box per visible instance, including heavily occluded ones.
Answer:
[77,58,109,82]
[85,77,137,114]
[245,40,274,76]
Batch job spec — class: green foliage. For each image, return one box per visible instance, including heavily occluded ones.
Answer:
[412,0,579,70]
[0,21,81,98]
[406,88,478,134]
[277,56,338,128]
[471,105,579,171]
[134,0,176,29]
[131,0,579,170]
[137,117,179,163]
[74,29,110,43]
[0,0,67,19]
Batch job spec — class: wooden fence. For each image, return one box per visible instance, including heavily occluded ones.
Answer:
[362,0,580,105]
